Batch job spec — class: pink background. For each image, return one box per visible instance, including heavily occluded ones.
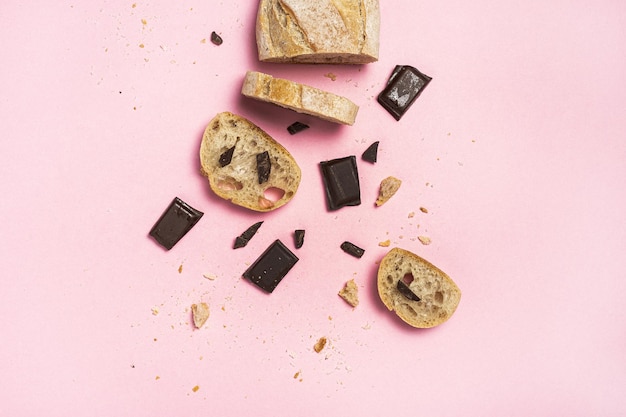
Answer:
[2,0,625,415]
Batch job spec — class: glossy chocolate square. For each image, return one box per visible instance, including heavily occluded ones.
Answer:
[319,156,361,211]
[377,65,432,120]
[149,197,204,250]
[243,239,299,293]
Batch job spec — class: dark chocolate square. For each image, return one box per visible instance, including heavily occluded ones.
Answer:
[243,239,299,293]
[377,65,432,121]
[149,197,204,250]
[319,156,361,211]
[287,121,309,135]
[340,241,365,258]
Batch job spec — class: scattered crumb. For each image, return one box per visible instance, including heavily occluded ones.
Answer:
[324,72,337,81]
[200,38,206,43]
[178,264,183,273]
[192,385,199,392]
[328,315,333,321]
[420,206,428,213]
[314,337,327,353]
[151,307,159,316]
[362,322,372,330]
[293,370,301,379]
[155,376,160,380]
[141,18,147,25]
[132,3,136,8]
[338,279,359,307]
[375,176,402,207]
[203,273,216,280]
[139,43,144,48]
[191,303,210,328]
[418,236,432,245]
[378,239,391,247]
[408,211,415,218]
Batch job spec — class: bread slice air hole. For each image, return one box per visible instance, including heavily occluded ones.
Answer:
[434,291,444,304]
[263,187,285,202]
[401,273,414,285]
[217,177,243,191]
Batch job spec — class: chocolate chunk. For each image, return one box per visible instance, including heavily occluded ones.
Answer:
[319,156,361,210]
[378,65,432,121]
[361,141,379,163]
[243,239,299,293]
[294,229,305,249]
[210,31,223,45]
[219,145,236,167]
[340,241,365,259]
[397,280,421,302]
[256,151,271,184]
[287,121,309,135]
[149,197,203,250]
[233,221,263,249]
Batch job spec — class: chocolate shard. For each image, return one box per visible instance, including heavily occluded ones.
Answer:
[210,31,223,45]
[287,121,309,135]
[294,229,305,249]
[397,280,421,302]
[361,141,379,163]
[243,239,299,293]
[256,151,271,184]
[377,65,432,121]
[149,197,204,250]
[319,156,361,211]
[233,221,264,249]
[340,241,365,259]
[219,145,236,167]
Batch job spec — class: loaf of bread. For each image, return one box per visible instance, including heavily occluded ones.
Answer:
[241,70,359,125]
[377,248,461,328]
[199,112,301,212]
[256,0,380,64]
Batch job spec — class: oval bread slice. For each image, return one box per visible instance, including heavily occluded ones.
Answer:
[200,112,301,212]
[377,248,461,328]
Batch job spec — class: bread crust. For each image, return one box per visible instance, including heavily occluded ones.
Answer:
[256,0,380,64]
[200,112,301,212]
[377,248,461,328]
[241,70,359,125]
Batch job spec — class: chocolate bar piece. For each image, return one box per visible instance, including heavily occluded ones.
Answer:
[149,197,204,250]
[294,229,305,249]
[233,221,263,249]
[340,241,365,258]
[210,31,223,45]
[243,239,299,293]
[287,121,309,135]
[219,145,235,167]
[361,141,379,163]
[397,280,421,302]
[319,156,361,210]
[256,151,271,184]
[377,65,431,120]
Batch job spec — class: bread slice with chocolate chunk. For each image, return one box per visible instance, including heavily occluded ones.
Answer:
[377,248,461,328]
[256,0,380,64]
[200,112,301,212]
[241,71,359,125]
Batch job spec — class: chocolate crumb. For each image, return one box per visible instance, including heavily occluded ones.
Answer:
[210,31,223,45]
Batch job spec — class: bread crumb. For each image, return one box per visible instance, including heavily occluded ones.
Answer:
[155,375,160,380]
[314,337,327,353]
[338,279,359,307]
[408,211,415,218]
[192,385,199,392]
[151,307,159,316]
[200,38,207,43]
[375,176,402,206]
[191,302,210,328]
[141,18,147,25]
[419,207,428,213]
[178,264,183,273]
[293,370,301,379]
[378,239,391,247]
[203,273,216,280]
[418,236,431,245]
[324,72,337,81]
[139,43,145,48]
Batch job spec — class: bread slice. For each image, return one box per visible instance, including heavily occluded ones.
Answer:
[241,70,359,126]
[256,0,380,64]
[200,112,301,212]
[377,248,461,328]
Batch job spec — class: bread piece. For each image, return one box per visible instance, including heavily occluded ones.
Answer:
[241,71,359,125]
[200,112,301,212]
[338,279,359,307]
[377,248,461,328]
[375,176,402,206]
[191,303,210,329]
[256,0,380,64]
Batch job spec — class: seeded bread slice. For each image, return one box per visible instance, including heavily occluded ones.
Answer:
[256,0,380,64]
[377,248,461,328]
[200,112,301,212]
[241,70,359,125]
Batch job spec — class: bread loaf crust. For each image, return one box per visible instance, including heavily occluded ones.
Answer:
[256,0,380,64]
[377,248,461,328]
[200,112,301,212]
[241,70,359,125]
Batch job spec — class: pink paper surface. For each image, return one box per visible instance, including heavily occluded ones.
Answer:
[1,0,625,415]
